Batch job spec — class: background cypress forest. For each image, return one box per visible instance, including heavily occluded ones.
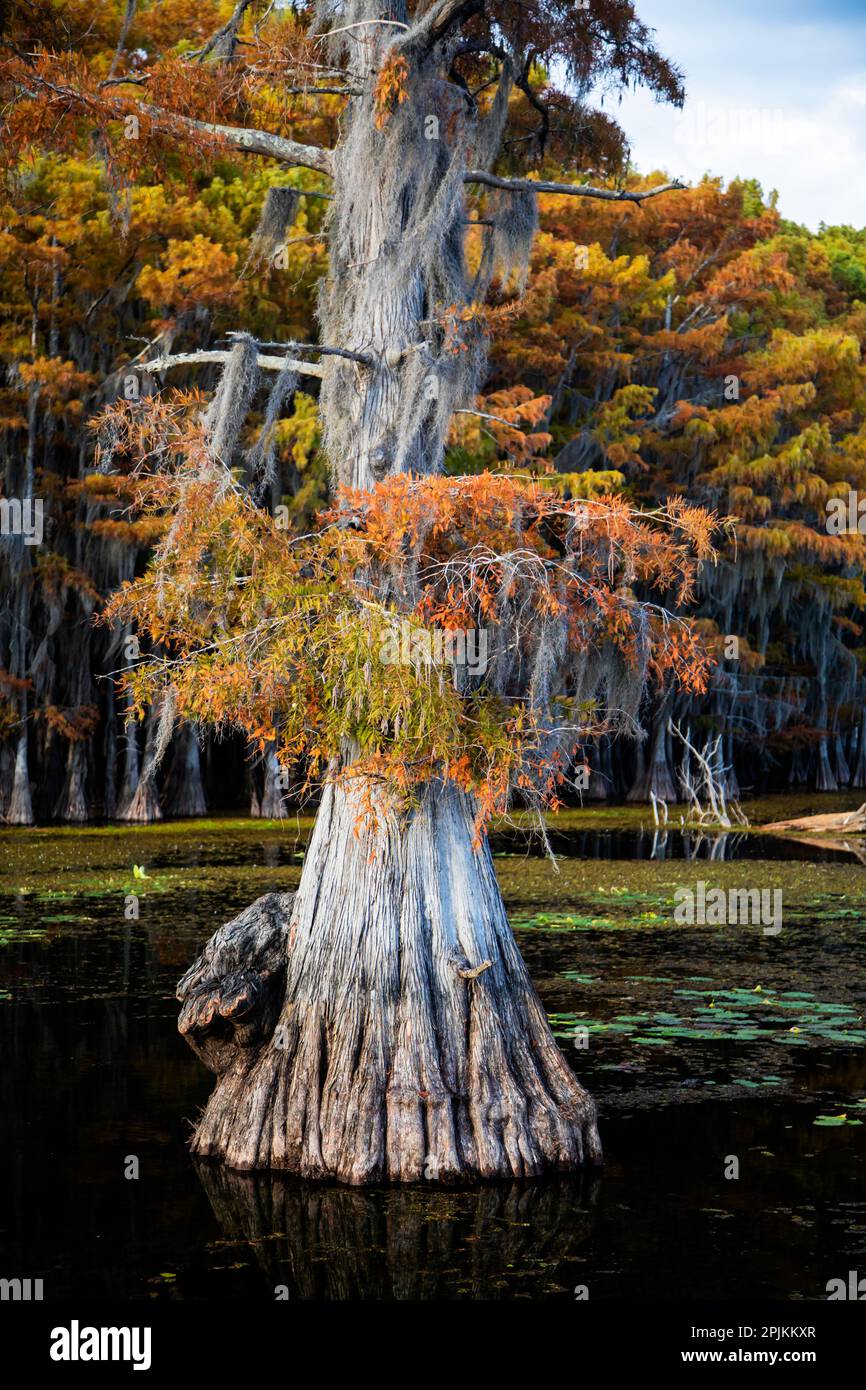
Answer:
[2,0,865,827]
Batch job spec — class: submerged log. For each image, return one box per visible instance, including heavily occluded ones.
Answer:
[177,777,601,1185]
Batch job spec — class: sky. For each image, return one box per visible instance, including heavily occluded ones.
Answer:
[601,0,866,230]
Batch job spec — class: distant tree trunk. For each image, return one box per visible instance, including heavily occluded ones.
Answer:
[55,740,89,822]
[103,687,118,819]
[789,743,808,785]
[833,730,850,787]
[258,743,287,819]
[0,742,13,817]
[814,694,838,792]
[117,686,141,814]
[815,741,837,792]
[7,318,38,827]
[723,730,740,799]
[627,696,677,802]
[119,703,162,822]
[584,738,610,800]
[7,726,33,825]
[165,722,208,818]
[179,778,600,1182]
[851,712,866,788]
[811,673,837,792]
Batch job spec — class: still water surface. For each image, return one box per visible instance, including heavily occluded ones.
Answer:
[1,801,864,1299]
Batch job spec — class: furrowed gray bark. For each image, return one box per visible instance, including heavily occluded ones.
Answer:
[179,779,600,1183]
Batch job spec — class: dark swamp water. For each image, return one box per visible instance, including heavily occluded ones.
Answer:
[1,796,865,1301]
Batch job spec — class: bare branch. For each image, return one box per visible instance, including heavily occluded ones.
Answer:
[400,0,484,60]
[184,0,254,64]
[248,339,372,366]
[138,350,325,380]
[464,172,686,204]
[455,407,521,428]
[282,86,361,97]
[99,74,150,88]
[138,105,334,175]
[322,20,409,38]
[106,0,138,81]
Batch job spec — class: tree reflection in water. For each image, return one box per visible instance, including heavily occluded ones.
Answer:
[194,1159,600,1299]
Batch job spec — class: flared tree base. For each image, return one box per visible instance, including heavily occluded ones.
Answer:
[177,779,601,1185]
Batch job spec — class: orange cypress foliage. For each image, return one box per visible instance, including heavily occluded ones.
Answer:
[100,453,719,828]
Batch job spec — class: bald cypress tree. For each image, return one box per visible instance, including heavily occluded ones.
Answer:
[5,0,709,1183]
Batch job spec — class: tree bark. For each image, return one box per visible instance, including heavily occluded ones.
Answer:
[118,702,162,821]
[627,698,677,802]
[55,740,89,822]
[6,726,34,825]
[165,722,208,818]
[179,777,601,1183]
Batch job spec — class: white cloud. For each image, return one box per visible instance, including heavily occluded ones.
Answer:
[599,2,866,229]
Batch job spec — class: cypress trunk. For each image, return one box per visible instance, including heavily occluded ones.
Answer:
[627,699,677,802]
[179,778,600,1183]
[55,740,89,822]
[7,726,34,826]
[119,703,162,822]
[851,713,866,788]
[165,723,208,819]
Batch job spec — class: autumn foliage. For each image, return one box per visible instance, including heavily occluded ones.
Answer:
[102,453,717,827]
[3,0,866,821]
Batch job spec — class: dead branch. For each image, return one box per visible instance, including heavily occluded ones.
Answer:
[464,173,686,204]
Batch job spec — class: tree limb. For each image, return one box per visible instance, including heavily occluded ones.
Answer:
[248,339,372,365]
[464,172,685,203]
[14,71,334,176]
[139,339,421,378]
[455,407,521,428]
[184,0,254,64]
[400,0,484,60]
[138,350,325,380]
[106,0,138,81]
[138,105,333,175]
